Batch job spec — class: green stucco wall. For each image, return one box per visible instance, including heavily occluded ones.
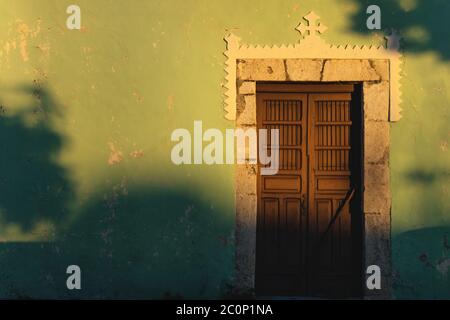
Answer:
[0,0,449,299]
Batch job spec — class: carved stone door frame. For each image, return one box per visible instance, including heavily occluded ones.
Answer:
[227,12,400,299]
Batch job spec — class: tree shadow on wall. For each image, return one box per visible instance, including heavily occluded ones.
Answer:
[0,85,235,299]
[391,168,450,299]
[0,185,235,299]
[402,168,450,226]
[392,226,450,299]
[0,85,73,232]
[61,186,234,299]
[348,0,450,60]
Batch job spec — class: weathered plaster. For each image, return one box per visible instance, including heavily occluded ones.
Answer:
[2,0,449,301]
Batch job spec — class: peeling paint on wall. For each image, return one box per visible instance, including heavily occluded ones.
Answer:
[107,142,123,166]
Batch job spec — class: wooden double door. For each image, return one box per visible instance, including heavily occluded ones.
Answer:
[255,84,363,298]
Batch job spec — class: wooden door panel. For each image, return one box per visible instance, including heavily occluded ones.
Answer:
[256,93,307,296]
[284,198,302,269]
[308,93,354,298]
[262,176,301,193]
[313,197,352,272]
[260,198,280,271]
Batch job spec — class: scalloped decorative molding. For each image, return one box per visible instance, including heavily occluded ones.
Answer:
[223,11,402,121]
